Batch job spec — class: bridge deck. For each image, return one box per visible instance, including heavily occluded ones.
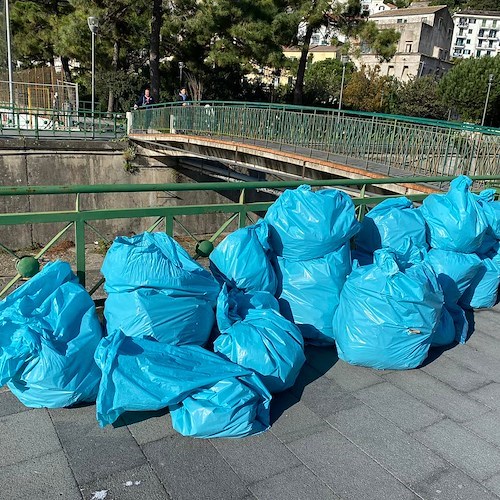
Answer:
[1,306,499,500]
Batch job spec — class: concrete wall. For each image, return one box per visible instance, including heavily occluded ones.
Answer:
[0,139,236,250]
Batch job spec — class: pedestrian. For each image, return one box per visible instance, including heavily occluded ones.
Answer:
[134,88,155,110]
[177,88,189,106]
[134,88,155,131]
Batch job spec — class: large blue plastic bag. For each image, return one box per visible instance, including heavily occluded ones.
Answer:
[209,220,277,294]
[0,261,102,407]
[102,232,219,345]
[460,252,500,310]
[476,189,500,240]
[95,332,271,438]
[102,232,219,294]
[332,250,444,370]
[213,286,305,393]
[420,176,489,253]
[355,197,427,255]
[275,244,352,345]
[424,249,483,305]
[265,185,360,260]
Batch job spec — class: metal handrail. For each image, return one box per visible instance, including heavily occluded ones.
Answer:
[1,175,499,298]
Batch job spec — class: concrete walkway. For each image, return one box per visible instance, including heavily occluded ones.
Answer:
[1,307,499,500]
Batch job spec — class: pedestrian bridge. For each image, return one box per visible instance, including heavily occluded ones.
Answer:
[129,102,500,184]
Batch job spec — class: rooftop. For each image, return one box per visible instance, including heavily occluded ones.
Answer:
[1,306,499,499]
[371,5,448,17]
[453,10,500,18]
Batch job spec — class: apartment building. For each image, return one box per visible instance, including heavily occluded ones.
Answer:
[357,4,454,81]
[452,10,500,59]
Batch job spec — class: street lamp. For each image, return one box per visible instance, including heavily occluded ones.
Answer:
[338,55,349,113]
[5,0,14,121]
[481,73,494,127]
[87,16,99,134]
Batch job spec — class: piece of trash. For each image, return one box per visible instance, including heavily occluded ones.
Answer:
[90,490,108,500]
[123,480,141,487]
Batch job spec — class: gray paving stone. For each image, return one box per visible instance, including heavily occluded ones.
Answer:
[249,465,339,500]
[464,411,500,448]
[383,369,491,423]
[0,409,61,467]
[326,403,447,485]
[422,355,492,393]
[288,429,418,500]
[466,330,500,361]
[412,418,500,482]
[270,391,330,444]
[444,344,500,383]
[321,360,384,392]
[143,435,250,500]
[80,464,168,500]
[0,389,30,418]
[413,467,499,500]
[211,431,301,484]
[354,381,444,432]
[49,404,146,485]
[485,473,500,497]
[291,364,362,418]
[122,408,176,445]
[304,345,339,375]
[0,450,81,500]
[468,383,500,411]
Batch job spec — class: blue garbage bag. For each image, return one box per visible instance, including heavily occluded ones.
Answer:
[420,176,489,253]
[460,252,500,310]
[0,261,102,407]
[431,306,456,347]
[265,185,360,260]
[332,250,444,370]
[424,249,483,305]
[355,197,427,255]
[209,220,277,294]
[275,244,352,345]
[95,332,271,438]
[213,286,305,393]
[476,189,500,240]
[102,232,219,345]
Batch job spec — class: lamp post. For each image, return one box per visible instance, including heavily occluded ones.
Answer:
[481,73,494,127]
[338,55,349,114]
[87,16,99,136]
[5,0,14,123]
[178,62,184,89]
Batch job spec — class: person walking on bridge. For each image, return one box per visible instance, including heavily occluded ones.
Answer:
[134,88,155,131]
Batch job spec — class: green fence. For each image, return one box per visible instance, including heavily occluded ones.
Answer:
[0,105,126,139]
[131,101,500,178]
[1,174,499,300]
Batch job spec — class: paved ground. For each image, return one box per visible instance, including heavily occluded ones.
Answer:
[0,306,499,500]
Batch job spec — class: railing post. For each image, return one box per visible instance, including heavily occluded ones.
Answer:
[75,194,85,286]
[238,189,246,228]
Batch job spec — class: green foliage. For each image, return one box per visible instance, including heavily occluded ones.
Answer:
[303,58,352,106]
[359,21,401,62]
[395,76,448,120]
[439,55,500,125]
[343,66,397,112]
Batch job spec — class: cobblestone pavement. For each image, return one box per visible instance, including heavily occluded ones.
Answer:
[1,305,499,500]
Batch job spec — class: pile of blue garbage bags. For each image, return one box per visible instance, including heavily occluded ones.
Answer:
[1,175,499,438]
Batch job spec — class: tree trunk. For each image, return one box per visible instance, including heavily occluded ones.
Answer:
[61,56,72,83]
[107,40,120,114]
[293,24,314,105]
[150,0,162,103]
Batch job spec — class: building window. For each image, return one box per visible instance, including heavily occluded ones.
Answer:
[479,29,485,37]
[489,40,494,47]
[490,30,497,37]
[387,65,395,76]
[405,42,412,52]
[402,65,409,78]
[379,5,384,9]
[468,29,473,33]
[482,19,486,27]
[459,28,464,35]
[477,50,481,56]
[466,39,471,44]
[469,18,476,23]
[493,20,497,27]
[422,17,428,22]
[438,18,443,29]
[397,18,403,23]
[486,50,492,55]
[464,49,470,54]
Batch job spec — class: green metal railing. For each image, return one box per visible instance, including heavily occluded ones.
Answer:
[1,174,499,299]
[131,101,500,178]
[0,105,126,139]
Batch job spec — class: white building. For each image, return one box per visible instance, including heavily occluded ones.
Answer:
[451,10,500,59]
[361,0,397,17]
[356,4,454,81]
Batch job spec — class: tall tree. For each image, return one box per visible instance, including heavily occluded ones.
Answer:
[439,55,500,126]
[395,76,447,119]
[150,0,162,103]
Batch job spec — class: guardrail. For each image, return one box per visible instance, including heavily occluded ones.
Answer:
[130,101,500,178]
[0,105,126,139]
[1,174,499,299]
